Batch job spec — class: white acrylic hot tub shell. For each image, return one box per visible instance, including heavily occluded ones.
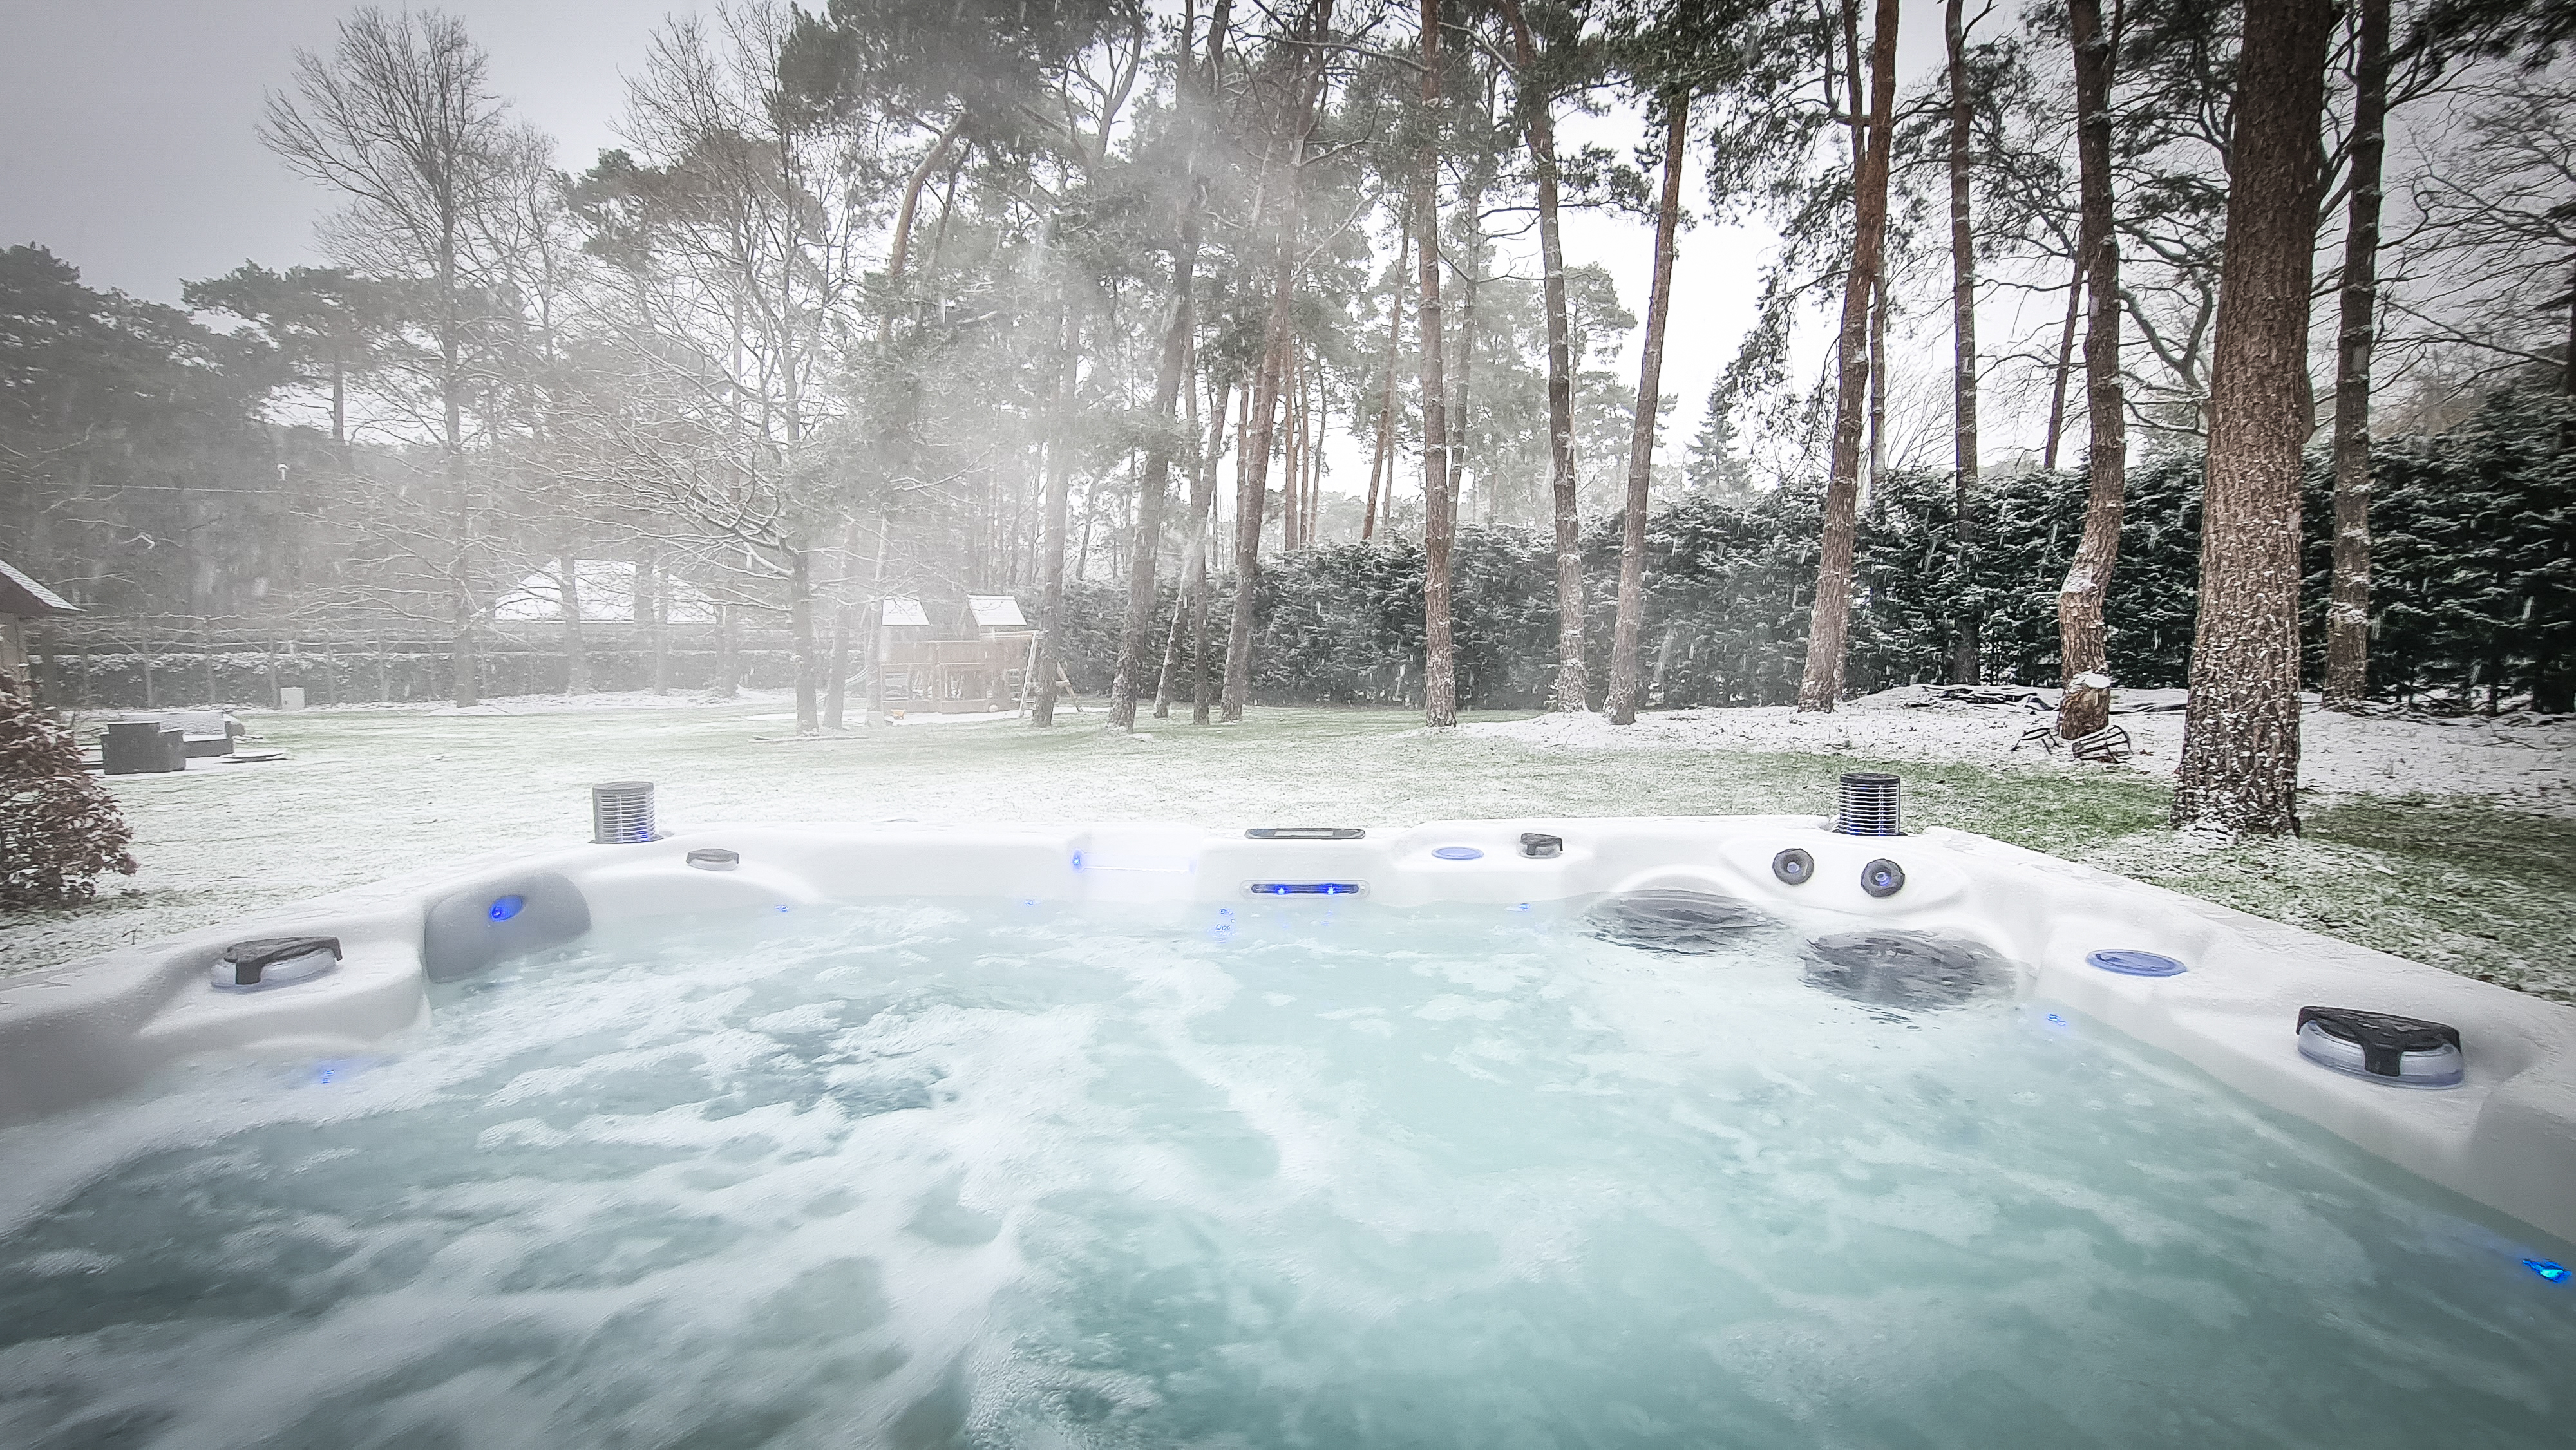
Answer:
[3,815,2571,1248]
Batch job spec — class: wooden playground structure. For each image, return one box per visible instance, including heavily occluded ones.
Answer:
[869,594,1077,715]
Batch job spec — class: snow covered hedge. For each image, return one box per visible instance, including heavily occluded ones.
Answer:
[1040,390,2573,711]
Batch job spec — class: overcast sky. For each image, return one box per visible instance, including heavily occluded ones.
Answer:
[1,1,1994,471]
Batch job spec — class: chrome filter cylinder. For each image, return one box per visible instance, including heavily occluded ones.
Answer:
[2297,1006,2465,1089]
[592,780,658,845]
[1835,772,1902,836]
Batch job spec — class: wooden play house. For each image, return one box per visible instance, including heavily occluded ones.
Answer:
[873,594,1060,713]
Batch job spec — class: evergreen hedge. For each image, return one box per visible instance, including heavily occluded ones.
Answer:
[1047,390,2575,711]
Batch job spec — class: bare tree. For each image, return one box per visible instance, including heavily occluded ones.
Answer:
[598,5,885,731]
[262,6,515,706]
[2391,72,2576,405]
[2173,0,2337,837]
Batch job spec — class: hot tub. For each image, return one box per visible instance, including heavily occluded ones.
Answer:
[3,811,2572,1447]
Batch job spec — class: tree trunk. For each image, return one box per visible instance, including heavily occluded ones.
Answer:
[451,623,479,710]
[2555,250,2576,451]
[560,551,589,695]
[1606,97,1690,724]
[1285,352,1307,552]
[2172,0,2335,836]
[1503,0,1587,713]
[864,596,889,724]
[881,113,967,349]
[822,570,854,731]
[1416,0,1459,728]
[843,113,966,729]
[2056,0,2128,739]
[647,552,670,696]
[712,603,737,699]
[1452,161,1488,525]
[845,520,889,725]
[788,548,820,733]
[1033,301,1080,727]
[440,202,477,712]
[1309,377,1327,542]
[1866,274,1887,501]
[1074,470,1101,585]
[1947,0,1982,686]
[1224,302,1295,720]
[1182,373,1231,724]
[2324,0,2389,713]
[2564,252,2576,410]
[1109,135,1205,729]
[1795,0,1899,713]
[1153,362,1205,722]
[1226,3,1334,721]
[1303,363,1320,542]
[2041,250,2086,471]
[1365,227,1407,541]
[1208,386,1246,720]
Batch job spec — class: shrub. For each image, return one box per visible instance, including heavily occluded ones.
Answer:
[0,691,138,907]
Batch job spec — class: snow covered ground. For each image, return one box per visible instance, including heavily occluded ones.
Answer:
[9,691,2574,1003]
[1471,686,2576,816]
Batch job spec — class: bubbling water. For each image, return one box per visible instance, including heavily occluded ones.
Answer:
[1,898,2570,1449]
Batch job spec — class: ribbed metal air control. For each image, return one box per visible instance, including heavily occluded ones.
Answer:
[1834,772,1902,836]
[592,780,658,844]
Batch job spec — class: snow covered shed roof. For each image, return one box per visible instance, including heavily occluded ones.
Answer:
[968,596,1027,628]
[0,558,79,617]
[883,596,933,629]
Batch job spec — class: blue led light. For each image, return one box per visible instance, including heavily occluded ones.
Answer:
[1070,851,1084,871]
[489,894,524,923]
[776,905,791,914]
[1509,903,1531,912]
[2046,1012,2068,1027]
[2528,1259,2570,1283]
[307,1057,360,1087]
[1432,845,1483,862]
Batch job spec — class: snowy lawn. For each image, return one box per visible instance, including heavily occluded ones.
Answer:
[7,690,2573,1004]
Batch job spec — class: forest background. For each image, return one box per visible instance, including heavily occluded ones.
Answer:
[3,0,2572,838]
